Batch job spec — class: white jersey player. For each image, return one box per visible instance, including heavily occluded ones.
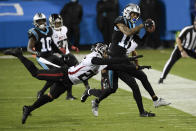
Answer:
[68,51,106,84]
[49,14,79,54]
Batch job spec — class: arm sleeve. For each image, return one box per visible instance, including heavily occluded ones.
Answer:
[107,64,136,72]
[114,16,125,28]
[91,57,129,65]
[28,28,38,40]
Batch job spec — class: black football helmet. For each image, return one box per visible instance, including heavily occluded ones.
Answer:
[49,14,63,30]
[91,43,108,56]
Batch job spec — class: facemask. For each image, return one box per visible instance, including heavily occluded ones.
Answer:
[39,24,46,30]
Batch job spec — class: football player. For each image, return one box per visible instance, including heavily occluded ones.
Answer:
[4,43,143,124]
[37,13,80,100]
[27,13,67,100]
[81,3,161,117]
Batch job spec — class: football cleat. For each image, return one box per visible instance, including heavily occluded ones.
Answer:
[158,78,164,84]
[66,95,77,100]
[140,111,155,117]
[4,48,22,57]
[81,88,90,102]
[154,98,171,108]
[22,106,31,124]
[91,99,99,117]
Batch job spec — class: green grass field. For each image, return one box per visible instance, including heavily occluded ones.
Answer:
[1,49,196,131]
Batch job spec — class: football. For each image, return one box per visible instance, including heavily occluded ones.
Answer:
[146,20,156,33]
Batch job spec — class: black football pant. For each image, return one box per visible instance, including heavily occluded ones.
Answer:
[29,81,69,112]
[160,46,196,79]
[59,53,79,97]
[109,63,156,100]
[17,55,71,113]
[37,54,67,96]
[90,70,145,114]
[17,55,69,83]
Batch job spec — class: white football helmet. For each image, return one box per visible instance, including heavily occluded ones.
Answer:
[123,3,140,23]
[91,43,108,56]
[33,13,47,30]
[49,14,63,30]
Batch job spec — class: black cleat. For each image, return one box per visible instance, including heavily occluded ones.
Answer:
[4,48,22,57]
[81,88,90,102]
[22,106,31,124]
[158,78,164,84]
[37,90,44,99]
[140,111,155,117]
[66,95,77,100]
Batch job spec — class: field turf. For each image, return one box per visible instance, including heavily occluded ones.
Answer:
[1,49,196,131]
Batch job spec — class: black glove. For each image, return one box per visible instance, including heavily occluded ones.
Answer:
[36,52,41,57]
[138,65,152,70]
[144,19,154,28]
[129,55,143,61]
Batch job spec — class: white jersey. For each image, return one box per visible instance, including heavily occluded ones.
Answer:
[68,52,107,84]
[52,26,70,54]
[126,39,138,55]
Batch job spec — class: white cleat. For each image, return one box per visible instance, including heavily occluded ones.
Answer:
[91,100,99,116]
[154,98,171,108]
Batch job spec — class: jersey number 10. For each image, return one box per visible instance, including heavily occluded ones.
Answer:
[40,37,52,52]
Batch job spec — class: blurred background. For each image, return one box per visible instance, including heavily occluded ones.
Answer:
[0,0,193,49]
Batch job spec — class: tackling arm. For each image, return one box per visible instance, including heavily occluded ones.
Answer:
[91,55,143,65]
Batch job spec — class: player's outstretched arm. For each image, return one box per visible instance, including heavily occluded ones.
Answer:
[91,55,143,65]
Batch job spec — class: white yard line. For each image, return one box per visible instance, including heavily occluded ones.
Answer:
[92,69,196,116]
[1,54,196,116]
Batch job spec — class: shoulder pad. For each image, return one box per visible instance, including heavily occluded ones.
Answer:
[28,28,38,40]
[62,26,68,32]
[114,16,125,25]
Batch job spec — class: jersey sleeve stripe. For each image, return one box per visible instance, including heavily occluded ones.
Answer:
[68,66,85,75]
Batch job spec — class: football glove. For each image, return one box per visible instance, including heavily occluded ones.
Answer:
[144,19,154,28]
[71,45,79,53]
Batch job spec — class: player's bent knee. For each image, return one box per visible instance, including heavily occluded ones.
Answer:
[47,93,54,102]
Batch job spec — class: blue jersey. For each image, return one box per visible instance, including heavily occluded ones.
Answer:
[28,26,53,57]
[109,16,135,57]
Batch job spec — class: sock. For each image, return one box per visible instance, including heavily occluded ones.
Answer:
[152,95,158,101]
[29,95,53,112]
[132,89,145,114]
[95,98,100,104]
[67,85,72,97]
[89,89,102,97]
